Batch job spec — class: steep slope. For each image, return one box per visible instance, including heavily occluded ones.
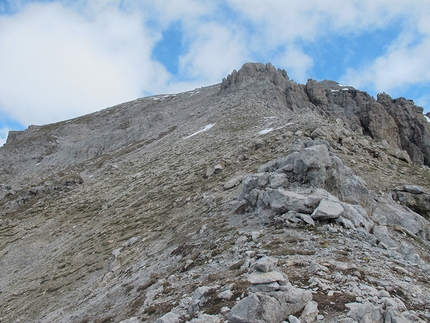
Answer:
[0,62,430,323]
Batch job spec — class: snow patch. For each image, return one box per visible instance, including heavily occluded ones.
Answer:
[258,128,274,135]
[189,91,200,96]
[425,116,430,123]
[184,124,215,139]
[258,122,294,135]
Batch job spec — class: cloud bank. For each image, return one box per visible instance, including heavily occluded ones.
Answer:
[0,0,429,146]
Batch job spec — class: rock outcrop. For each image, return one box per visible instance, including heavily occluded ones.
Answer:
[220,62,290,93]
[228,256,312,323]
[305,79,430,166]
[240,139,430,243]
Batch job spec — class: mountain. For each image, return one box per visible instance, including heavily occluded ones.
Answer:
[1,62,430,323]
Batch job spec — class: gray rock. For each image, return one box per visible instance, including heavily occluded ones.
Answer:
[346,301,383,323]
[191,285,219,310]
[306,79,329,106]
[248,270,287,285]
[265,188,311,214]
[218,289,234,300]
[377,93,430,166]
[248,282,281,293]
[228,287,312,323]
[119,318,141,323]
[269,172,288,189]
[384,308,413,323]
[228,292,286,323]
[336,216,355,230]
[311,198,344,220]
[401,185,427,194]
[373,225,397,248]
[288,315,301,323]
[254,256,279,273]
[214,163,225,174]
[297,213,315,226]
[372,197,429,240]
[241,173,270,196]
[392,189,430,220]
[341,203,373,232]
[299,301,319,323]
[258,153,298,173]
[155,312,181,323]
[224,175,243,190]
[188,313,224,323]
[220,62,290,93]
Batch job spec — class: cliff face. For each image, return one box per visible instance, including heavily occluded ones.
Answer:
[304,78,430,166]
[1,63,430,323]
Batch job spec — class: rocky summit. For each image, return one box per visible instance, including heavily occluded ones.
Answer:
[1,62,430,323]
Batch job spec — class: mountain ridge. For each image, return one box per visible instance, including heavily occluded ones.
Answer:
[1,62,430,323]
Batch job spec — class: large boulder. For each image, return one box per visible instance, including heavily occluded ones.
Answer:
[228,288,312,323]
[372,196,429,240]
[248,142,369,205]
[392,185,430,220]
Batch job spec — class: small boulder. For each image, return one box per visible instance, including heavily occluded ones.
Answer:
[299,301,319,323]
[248,271,287,285]
[311,198,344,220]
[254,257,278,273]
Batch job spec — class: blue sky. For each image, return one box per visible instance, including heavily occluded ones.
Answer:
[1,0,430,146]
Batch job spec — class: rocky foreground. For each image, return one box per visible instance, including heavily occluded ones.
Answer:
[1,63,430,322]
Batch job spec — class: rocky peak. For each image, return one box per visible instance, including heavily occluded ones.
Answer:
[305,78,430,166]
[219,62,290,93]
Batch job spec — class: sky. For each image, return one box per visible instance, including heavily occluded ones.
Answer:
[1,0,430,146]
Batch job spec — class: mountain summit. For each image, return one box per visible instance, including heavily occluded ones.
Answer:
[1,63,430,322]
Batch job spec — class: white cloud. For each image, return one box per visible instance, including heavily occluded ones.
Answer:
[178,22,250,84]
[1,0,430,127]
[275,46,313,83]
[226,0,399,45]
[0,1,169,125]
[340,3,430,96]
[0,127,11,147]
[415,93,430,113]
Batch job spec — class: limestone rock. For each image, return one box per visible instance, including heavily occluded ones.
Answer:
[306,79,328,106]
[311,198,344,220]
[373,225,397,248]
[119,318,141,323]
[155,312,181,323]
[220,62,289,93]
[392,187,430,220]
[228,287,312,323]
[248,270,287,285]
[299,301,319,323]
[188,313,224,323]
[254,256,278,273]
[384,308,413,323]
[224,175,243,190]
[346,301,383,323]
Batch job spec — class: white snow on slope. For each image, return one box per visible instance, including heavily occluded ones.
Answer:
[184,124,215,139]
[258,123,294,135]
[425,116,430,123]
[258,128,274,135]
